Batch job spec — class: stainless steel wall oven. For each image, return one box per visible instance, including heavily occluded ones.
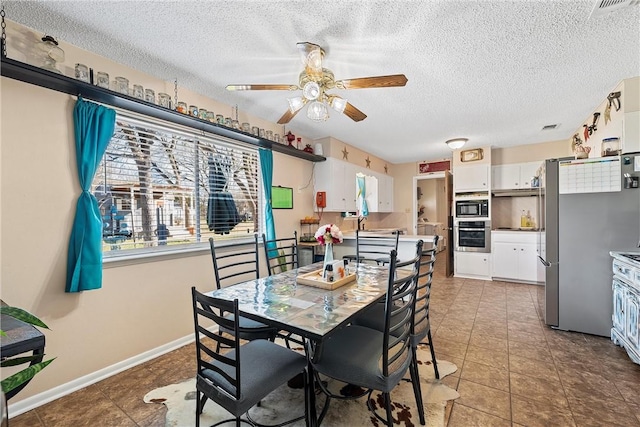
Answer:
[455,220,491,252]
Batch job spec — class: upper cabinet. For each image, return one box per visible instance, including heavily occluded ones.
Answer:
[364,172,394,213]
[314,159,393,213]
[377,174,394,212]
[492,161,541,190]
[314,158,357,212]
[454,164,490,192]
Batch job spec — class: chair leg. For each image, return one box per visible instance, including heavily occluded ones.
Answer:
[383,392,393,427]
[410,348,426,425]
[427,329,439,379]
[199,394,208,414]
[196,390,201,427]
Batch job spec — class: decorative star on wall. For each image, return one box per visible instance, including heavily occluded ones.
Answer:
[342,147,349,160]
[365,156,371,168]
[384,164,388,174]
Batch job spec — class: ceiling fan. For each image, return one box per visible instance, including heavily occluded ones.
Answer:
[226,42,408,124]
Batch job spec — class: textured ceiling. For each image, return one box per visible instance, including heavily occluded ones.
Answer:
[4,0,640,163]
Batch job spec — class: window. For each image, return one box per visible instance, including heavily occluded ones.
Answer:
[93,111,261,255]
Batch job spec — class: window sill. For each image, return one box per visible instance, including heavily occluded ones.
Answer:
[103,237,257,268]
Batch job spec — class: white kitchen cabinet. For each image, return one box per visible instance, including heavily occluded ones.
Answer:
[356,171,393,213]
[625,287,640,353]
[454,252,491,278]
[377,173,394,212]
[454,165,489,192]
[611,254,640,365]
[492,231,541,283]
[314,158,357,212]
[363,174,379,212]
[492,162,540,190]
[612,280,626,337]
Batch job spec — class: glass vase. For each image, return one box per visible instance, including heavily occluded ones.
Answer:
[323,243,334,272]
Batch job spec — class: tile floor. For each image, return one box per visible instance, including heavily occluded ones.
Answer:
[9,257,640,426]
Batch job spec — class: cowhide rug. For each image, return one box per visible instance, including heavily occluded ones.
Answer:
[144,344,459,427]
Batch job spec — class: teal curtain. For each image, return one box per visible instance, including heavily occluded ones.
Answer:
[259,149,277,257]
[66,98,116,292]
[356,174,369,217]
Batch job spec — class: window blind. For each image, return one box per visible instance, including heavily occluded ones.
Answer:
[93,111,261,254]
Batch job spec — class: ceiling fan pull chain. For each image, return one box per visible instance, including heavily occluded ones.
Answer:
[173,78,178,110]
[1,5,7,58]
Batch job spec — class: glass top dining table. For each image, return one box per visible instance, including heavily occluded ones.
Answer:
[206,262,398,342]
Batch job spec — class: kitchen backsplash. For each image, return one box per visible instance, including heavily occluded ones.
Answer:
[492,196,539,229]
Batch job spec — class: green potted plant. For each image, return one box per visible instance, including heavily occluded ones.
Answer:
[0,306,54,423]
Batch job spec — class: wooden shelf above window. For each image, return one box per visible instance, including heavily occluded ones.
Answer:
[0,56,326,163]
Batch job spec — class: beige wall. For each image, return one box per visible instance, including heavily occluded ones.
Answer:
[0,21,315,407]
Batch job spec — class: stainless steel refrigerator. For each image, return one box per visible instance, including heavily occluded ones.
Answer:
[538,155,640,337]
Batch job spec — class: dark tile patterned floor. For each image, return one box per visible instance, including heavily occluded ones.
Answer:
[10,256,640,426]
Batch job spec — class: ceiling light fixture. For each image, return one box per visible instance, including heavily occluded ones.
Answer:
[287,96,306,113]
[302,81,320,100]
[307,100,329,121]
[329,95,347,113]
[445,138,468,150]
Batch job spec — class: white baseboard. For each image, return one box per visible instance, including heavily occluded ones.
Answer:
[8,332,197,418]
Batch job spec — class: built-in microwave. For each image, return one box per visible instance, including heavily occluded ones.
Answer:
[455,199,489,218]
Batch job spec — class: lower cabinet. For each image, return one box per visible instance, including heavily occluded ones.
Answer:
[611,256,640,365]
[454,252,491,279]
[491,232,541,283]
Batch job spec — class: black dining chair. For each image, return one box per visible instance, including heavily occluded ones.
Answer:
[191,287,309,427]
[261,231,299,276]
[261,231,305,349]
[351,236,439,425]
[309,242,423,427]
[209,236,278,347]
[343,229,401,266]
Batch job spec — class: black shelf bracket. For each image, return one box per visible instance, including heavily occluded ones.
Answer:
[0,56,326,163]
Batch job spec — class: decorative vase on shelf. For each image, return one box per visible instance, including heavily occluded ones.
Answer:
[323,243,334,271]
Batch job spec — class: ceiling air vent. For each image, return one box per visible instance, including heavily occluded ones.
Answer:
[542,124,558,130]
[590,0,640,18]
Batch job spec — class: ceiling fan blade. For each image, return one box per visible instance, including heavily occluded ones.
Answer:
[226,84,299,91]
[277,107,303,124]
[335,74,408,89]
[297,41,324,76]
[343,102,367,122]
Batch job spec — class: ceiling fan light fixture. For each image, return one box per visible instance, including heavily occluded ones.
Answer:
[302,81,321,100]
[329,96,347,113]
[306,49,323,70]
[446,138,468,150]
[287,96,305,113]
[307,101,329,121]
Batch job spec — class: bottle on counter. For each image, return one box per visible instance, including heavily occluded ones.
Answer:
[520,210,528,228]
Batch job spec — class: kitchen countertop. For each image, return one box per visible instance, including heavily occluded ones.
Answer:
[610,251,640,268]
[492,228,540,233]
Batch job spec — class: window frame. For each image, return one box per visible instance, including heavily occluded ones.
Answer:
[96,109,264,263]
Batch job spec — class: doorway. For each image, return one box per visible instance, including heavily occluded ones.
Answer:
[412,172,454,276]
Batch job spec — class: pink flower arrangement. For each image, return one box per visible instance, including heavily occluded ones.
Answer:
[314,224,343,245]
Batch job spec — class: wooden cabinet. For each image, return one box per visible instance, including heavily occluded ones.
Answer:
[454,165,489,192]
[454,252,491,278]
[314,158,357,211]
[611,255,640,365]
[492,232,541,283]
[492,162,541,190]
